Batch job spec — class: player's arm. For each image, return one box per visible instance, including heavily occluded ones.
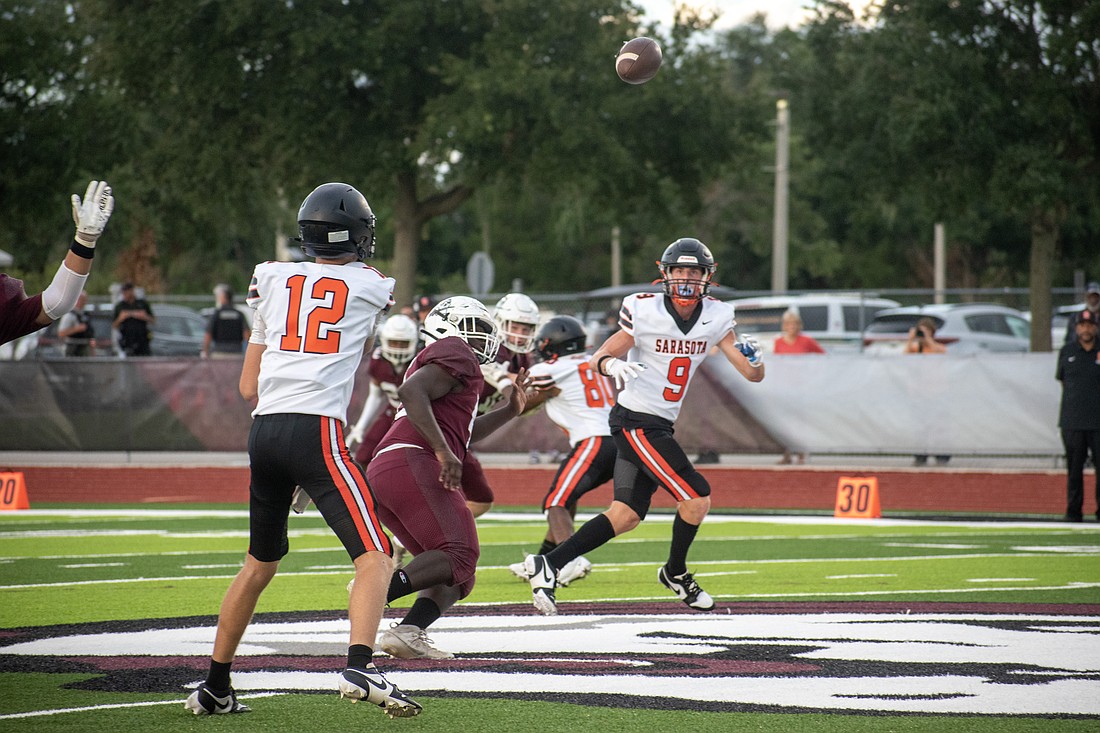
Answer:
[347,380,387,447]
[239,308,267,400]
[473,368,532,441]
[718,331,765,382]
[521,375,559,415]
[36,181,114,326]
[590,329,646,389]
[397,363,464,490]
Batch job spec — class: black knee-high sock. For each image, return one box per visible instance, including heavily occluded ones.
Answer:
[537,538,558,555]
[206,659,232,690]
[347,643,372,670]
[545,514,615,571]
[400,597,443,630]
[666,514,700,577]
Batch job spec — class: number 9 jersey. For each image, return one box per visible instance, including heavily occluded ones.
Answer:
[246,260,395,422]
[615,292,735,422]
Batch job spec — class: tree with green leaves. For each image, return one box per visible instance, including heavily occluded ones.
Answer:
[800,0,1099,350]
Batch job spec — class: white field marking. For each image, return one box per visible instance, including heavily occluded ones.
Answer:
[883,542,983,549]
[1014,544,1100,554]
[59,562,128,569]
[180,564,243,570]
[695,570,759,577]
[826,573,897,580]
[0,550,1069,589]
[0,692,285,720]
[8,508,1100,533]
[966,578,1035,583]
[0,545,345,562]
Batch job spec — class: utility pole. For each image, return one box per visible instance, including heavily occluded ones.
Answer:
[611,226,621,288]
[771,98,790,294]
[933,223,945,304]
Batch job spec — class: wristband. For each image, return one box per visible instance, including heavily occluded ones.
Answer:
[596,354,613,376]
[69,240,96,259]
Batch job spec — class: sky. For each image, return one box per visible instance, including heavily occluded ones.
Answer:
[638,1,874,30]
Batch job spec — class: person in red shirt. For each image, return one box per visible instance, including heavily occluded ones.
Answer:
[772,309,825,354]
[772,309,823,464]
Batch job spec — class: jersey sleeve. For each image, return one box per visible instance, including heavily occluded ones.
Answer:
[619,294,638,334]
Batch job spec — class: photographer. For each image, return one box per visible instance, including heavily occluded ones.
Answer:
[905,316,949,465]
[905,316,946,354]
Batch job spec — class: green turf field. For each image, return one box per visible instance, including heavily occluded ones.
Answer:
[1,506,1098,731]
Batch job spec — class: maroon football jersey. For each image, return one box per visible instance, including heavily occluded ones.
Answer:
[0,274,45,346]
[477,344,534,410]
[375,336,484,459]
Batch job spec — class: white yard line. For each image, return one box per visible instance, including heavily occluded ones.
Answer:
[0,692,284,720]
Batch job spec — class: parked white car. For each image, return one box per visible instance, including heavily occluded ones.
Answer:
[862,303,1031,354]
[726,293,900,353]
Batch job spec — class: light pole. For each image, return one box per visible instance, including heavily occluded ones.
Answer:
[771,98,790,294]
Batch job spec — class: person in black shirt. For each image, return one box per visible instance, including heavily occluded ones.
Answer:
[202,284,248,359]
[1055,308,1100,522]
[58,291,96,356]
[113,282,154,356]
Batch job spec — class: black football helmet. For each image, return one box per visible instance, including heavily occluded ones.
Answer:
[658,237,716,306]
[296,183,377,260]
[535,315,587,361]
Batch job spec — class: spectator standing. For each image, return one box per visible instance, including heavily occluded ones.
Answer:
[1055,309,1100,522]
[202,284,249,358]
[1,180,113,346]
[113,282,154,356]
[367,297,530,659]
[772,309,824,464]
[905,316,949,466]
[57,291,96,356]
[1064,281,1100,344]
[523,238,765,616]
[185,182,420,718]
[773,309,825,354]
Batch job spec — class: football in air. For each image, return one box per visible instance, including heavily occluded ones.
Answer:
[615,37,662,85]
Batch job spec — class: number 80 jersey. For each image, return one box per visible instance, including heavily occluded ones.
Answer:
[528,353,614,446]
[247,260,395,422]
[616,293,735,422]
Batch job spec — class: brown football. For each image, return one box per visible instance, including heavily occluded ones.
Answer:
[615,37,662,85]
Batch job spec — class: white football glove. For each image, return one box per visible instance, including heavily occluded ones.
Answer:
[71,180,115,247]
[290,486,312,514]
[345,423,365,448]
[736,335,763,368]
[603,357,647,389]
[480,362,512,393]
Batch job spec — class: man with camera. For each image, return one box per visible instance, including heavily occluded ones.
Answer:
[905,316,946,355]
[906,316,949,465]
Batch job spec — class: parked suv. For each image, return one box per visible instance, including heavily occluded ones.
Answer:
[862,303,1031,354]
[726,293,900,353]
[33,303,208,357]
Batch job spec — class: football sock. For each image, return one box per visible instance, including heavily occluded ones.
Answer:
[347,643,372,670]
[537,538,558,555]
[666,514,700,577]
[547,513,614,570]
[401,597,442,630]
[206,659,232,691]
[386,569,414,603]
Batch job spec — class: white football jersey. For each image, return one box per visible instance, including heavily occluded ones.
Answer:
[616,293,735,422]
[529,353,613,445]
[246,260,395,423]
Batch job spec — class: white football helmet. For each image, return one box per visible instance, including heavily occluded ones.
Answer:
[378,314,418,366]
[421,296,502,364]
[493,292,540,354]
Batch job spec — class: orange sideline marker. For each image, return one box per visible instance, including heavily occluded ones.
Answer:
[0,472,29,510]
[834,476,880,519]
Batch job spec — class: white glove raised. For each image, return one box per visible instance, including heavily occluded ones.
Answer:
[71,180,115,247]
[603,357,647,389]
[736,334,763,368]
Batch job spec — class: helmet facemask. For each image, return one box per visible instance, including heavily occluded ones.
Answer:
[378,314,419,366]
[661,265,713,307]
[493,293,540,353]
